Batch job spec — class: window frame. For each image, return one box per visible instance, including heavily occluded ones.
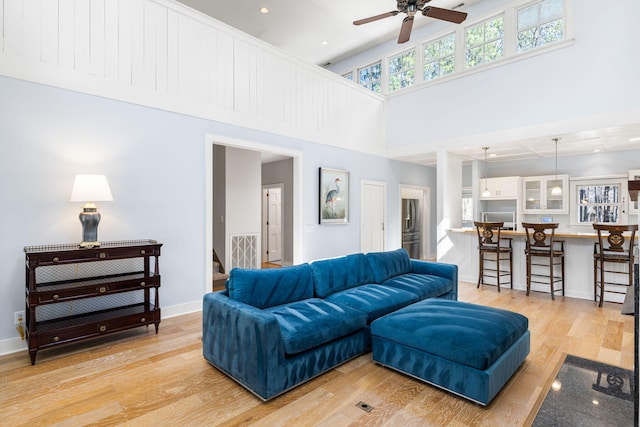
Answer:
[569,176,629,226]
[464,13,505,69]
[422,32,456,82]
[357,61,383,93]
[388,48,417,93]
[516,0,565,53]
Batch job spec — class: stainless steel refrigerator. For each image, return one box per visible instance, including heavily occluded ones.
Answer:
[401,198,421,259]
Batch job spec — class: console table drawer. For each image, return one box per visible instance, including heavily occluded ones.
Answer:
[31,275,161,305]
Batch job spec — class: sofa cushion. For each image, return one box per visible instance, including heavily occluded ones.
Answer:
[325,284,419,323]
[265,299,367,355]
[371,299,529,370]
[381,273,454,299]
[228,264,314,309]
[366,248,412,283]
[310,253,375,298]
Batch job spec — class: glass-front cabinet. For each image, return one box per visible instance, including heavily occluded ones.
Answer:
[522,174,569,214]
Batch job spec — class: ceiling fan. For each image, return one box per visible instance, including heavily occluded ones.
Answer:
[354,0,468,44]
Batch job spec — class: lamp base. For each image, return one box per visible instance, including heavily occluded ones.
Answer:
[79,241,101,249]
[78,204,102,249]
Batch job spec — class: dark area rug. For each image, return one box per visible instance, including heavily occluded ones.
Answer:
[533,354,634,426]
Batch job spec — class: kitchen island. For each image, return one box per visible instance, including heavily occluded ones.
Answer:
[441,228,635,303]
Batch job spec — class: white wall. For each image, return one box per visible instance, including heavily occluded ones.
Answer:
[225,147,262,267]
[0,0,386,154]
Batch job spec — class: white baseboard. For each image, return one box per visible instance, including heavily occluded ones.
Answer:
[0,300,203,357]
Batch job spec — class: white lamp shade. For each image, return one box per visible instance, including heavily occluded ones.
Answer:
[70,175,113,202]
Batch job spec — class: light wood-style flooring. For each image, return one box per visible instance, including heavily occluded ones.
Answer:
[0,281,634,426]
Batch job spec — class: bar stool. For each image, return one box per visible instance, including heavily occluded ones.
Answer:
[592,224,637,307]
[474,221,513,292]
[522,222,565,300]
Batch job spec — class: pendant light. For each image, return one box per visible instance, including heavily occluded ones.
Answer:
[481,147,491,198]
[551,138,562,196]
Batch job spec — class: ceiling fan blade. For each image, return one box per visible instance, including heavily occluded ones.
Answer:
[398,16,414,44]
[423,6,468,24]
[353,10,399,26]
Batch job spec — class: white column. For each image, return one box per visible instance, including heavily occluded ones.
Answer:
[436,150,462,260]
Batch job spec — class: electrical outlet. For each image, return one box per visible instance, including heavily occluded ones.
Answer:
[14,310,25,324]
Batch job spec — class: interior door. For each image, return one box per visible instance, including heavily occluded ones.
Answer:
[361,181,386,252]
[266,186,282,263]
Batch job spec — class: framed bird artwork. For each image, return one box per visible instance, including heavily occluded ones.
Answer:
[319,167,349,224]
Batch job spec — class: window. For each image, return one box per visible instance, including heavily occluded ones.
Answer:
[358,61,382,93]
[388,49,416,92]
[465,15,504,68]
[517,0,564,52]
[570,178,628,225]
[342,71,354,81]
[423,34,455,82]
[461,187,473,227]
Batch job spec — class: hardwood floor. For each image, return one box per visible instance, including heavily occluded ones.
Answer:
[0,281,634,426]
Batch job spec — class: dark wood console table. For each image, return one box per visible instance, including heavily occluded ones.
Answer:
[24,240,162,364]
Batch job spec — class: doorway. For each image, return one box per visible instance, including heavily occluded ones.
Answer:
[262,184,283,265]
[205,134,303,294]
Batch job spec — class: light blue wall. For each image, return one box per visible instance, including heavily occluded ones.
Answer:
[0,75,435,343]
[331,0,640,151]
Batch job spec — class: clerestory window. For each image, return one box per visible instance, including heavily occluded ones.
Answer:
[517,0,564,53]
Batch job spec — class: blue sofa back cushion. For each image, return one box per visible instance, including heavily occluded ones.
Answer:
[228,264,314,309]
[265,298,368,355]
[381,273,453,300]
[310,253,375,298]
[366,248,412,283]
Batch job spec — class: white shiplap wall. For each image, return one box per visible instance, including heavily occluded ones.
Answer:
[0,0,386,153]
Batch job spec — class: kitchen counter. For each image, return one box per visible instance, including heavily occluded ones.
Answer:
[441,227,635,303]
[448,228,636,240]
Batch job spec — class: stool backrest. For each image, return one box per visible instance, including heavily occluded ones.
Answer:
[474,221,504,248]
[593,223,637,257]
[522,222,559,251]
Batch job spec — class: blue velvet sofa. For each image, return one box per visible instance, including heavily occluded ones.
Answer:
[202,248,457,400]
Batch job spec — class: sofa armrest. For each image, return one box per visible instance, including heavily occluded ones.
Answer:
[202,291,283,397]
[410,259,458,297]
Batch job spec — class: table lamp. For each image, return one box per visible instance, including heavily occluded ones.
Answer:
[70,174,113,248]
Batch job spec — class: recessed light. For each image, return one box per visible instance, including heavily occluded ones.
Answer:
[593,148,601,153]
[260,7,269,14]
[629,137,640,142]
[321,40,329,46]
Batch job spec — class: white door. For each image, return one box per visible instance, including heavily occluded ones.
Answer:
[263,186,283,263]
[361,181,386,252]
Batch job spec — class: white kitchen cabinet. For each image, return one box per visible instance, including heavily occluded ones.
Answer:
[479,176,520,200]
[522,174,569,214]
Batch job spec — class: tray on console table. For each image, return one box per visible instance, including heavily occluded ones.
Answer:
[24,240,162,364]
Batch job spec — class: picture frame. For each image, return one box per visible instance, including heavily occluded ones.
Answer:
[629,169,640,214]
[319,167,349,224]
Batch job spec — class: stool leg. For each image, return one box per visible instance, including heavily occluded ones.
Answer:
[593,256,597,302]
[561,255,565,296]
[599,258,605,307]
[525,253,531,296]
[549,255,555,301]
[477,251,483,288]
[496,252,501,292]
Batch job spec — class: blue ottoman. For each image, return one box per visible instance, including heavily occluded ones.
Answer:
[371,299,530,405]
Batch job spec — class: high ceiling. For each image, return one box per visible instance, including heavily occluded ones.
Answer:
[175,0,471,66]
[175,0,640,164]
